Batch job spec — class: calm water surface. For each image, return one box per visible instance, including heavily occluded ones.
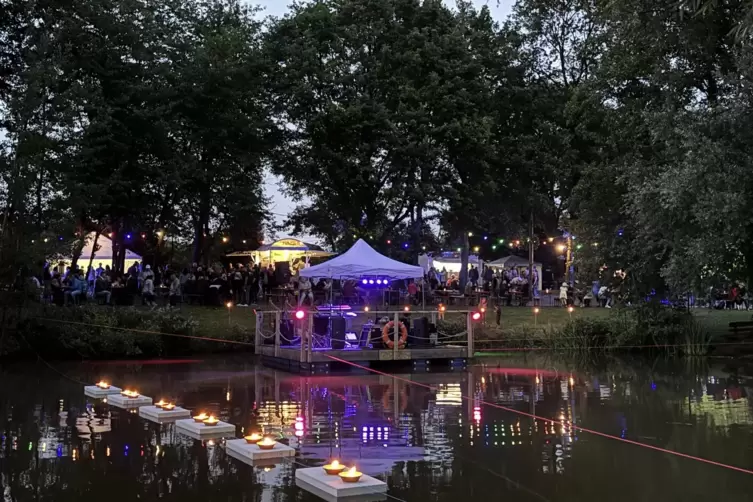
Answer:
[1,355,752,502]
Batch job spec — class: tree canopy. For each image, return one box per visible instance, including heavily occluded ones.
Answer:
[1,0,751,297]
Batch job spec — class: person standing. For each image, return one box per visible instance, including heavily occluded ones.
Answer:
[298,275,313,306]
[169,273,181,306]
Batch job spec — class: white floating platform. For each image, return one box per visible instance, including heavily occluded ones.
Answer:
[175,418,235,440]
[84,385,122,398]
[295,467,387,501]
[107,394,153,409]
[139,406,191,423]
[225,439,295,465]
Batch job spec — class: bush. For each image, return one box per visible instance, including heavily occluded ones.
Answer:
[3,304,251,359]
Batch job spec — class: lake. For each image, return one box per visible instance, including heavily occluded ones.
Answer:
[1,355,752,501]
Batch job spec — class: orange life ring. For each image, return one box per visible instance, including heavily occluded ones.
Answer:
[381,321,408,349]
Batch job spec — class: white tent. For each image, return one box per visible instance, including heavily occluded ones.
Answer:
[419,253,483,274]
[299,239,423,279]
[486,255,542,285]
[56,232,142,270]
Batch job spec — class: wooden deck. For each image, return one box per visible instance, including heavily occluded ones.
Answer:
[259,345,468,374]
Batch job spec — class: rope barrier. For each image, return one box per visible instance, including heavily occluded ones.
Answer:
[323,355,753,476]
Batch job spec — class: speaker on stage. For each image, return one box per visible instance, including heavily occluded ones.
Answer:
[330,316,346,349]
[410,317,430,347]
[313,315,330,336]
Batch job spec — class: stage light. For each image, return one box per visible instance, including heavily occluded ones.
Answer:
[403,305,410,312]
[294,310,305,320]
[403,243,408,249]
[471,311,482,321]
[376,279,382,285]
[362,279,368,285]
[126,233,132,239]
[368,279,374,284]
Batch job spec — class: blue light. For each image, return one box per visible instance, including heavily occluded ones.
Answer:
[403,243,408,249]
[126,233,132,239]
[368,279,374,284]
[376,279,382,285]
[483,235,488,240]
[362,426,367,432]
[362,279,368,285]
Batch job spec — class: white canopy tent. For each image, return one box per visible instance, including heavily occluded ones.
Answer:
[486,255,542,285]
[299,239,423,279]
[56,232,142,271]
[418,253,483,274]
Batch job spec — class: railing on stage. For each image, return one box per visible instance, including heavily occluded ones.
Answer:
[254,308,478,364]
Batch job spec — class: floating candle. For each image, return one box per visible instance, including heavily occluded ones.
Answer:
[257,437,277,450]
[202,415,219,426]
[338,466,363,483]
[193,412,208,423]
[244,433,263,444]
[323,459,345,475]
[96,381,110,389]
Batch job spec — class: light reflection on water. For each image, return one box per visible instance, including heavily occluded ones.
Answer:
[1,356,752,501]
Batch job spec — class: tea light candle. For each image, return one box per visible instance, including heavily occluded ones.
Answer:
[121,390,139,398]
[244,433,263,444]
[257,437,277,450]
[339,466,363,483]
[96,381,110,389]
[193,412,208,423]
[202,415,219,426]
[155,399,167,408]
[163,403,176,410]
[323,459,345,475]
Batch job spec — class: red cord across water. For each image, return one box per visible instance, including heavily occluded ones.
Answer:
[324,355,753,476]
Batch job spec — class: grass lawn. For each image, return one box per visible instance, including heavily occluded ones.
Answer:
[181,304,752,339]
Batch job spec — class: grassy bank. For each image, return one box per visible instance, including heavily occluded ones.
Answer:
[2,300,749,360]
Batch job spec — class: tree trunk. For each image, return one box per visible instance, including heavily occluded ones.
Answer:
[87,230,101,273]
[459,232,469,290]
[528,210,534,303]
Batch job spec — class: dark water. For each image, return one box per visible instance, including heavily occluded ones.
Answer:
[1,355,752,502]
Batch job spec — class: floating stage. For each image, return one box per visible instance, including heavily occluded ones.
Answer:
[175,418,236,440]
[84,385,122,399]
[107,393,153,409]
[225,439,295,466]
[139,405,191,423]
[256,309,476,374]
[295,467,387,502]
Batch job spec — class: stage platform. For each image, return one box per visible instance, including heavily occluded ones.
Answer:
[259,345,468,374]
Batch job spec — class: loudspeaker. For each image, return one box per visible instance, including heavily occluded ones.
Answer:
[411,317,430,347]
[274,261,291,286]
[330,316,346,349]
[313,315,330,336]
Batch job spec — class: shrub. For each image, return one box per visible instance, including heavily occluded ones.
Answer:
[3,305,254,359]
